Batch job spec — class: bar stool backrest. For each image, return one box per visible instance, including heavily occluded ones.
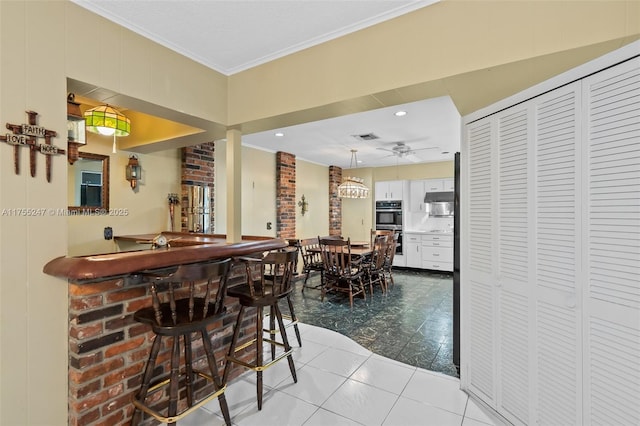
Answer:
[144,259,231,327]
[245,249,297,299]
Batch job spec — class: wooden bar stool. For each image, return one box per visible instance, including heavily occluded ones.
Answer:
[131,259,232,426]
[223,249,298,410]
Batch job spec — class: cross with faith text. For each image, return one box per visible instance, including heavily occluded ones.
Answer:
[0,110,65,182]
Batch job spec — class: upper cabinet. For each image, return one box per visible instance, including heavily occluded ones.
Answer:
[409,180,427,212]
[375,180,405,201]
[424,178,455,192]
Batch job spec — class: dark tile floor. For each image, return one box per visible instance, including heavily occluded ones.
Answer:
[286,268,459,378]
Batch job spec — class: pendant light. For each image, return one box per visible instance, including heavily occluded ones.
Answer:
[84,105,131,153]
[337,149,370,199]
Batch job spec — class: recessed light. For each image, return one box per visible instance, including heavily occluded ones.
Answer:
[275,132,284,137]
[441,151,449,154]
[394,110,407,117]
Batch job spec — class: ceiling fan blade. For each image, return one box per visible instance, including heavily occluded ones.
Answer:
[411,146,440,152]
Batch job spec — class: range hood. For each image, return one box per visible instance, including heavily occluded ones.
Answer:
[424,191,454,217]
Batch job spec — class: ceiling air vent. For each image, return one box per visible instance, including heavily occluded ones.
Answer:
[352,133,379,141]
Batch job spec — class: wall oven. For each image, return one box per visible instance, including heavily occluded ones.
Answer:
[375,200,402,228]
[375,200,403,255]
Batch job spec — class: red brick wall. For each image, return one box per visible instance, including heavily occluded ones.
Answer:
[181,143,215,232]
[67,263,253,426]
[328,166,342,236]
[276,152,296,239]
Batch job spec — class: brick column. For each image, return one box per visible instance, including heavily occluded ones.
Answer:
[276,151,296,239]
[181,142,215,232]
[328,166,342,236]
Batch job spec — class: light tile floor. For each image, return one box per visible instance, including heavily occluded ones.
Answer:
[186,322,502,426]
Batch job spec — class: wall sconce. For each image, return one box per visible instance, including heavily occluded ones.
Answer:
[125,155,141,190]
[67,93,86,165]
[298,194,309,216]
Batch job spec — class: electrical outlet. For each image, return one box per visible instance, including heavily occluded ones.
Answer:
[104,226,113,240]
[266,222,272,230]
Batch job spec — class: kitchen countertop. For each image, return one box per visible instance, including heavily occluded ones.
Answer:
[404,230,453,235]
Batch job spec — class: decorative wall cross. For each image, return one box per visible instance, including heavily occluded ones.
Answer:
[0,110,65,182]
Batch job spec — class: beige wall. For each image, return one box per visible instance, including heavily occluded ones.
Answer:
[68,136,181,256]
[295,160,330,240]
[228,1,640,132]
[215,144,330,239]
[0,2,225,424]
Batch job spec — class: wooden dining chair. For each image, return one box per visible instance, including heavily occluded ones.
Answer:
[297,237,325,291]
[364,235,389,294]
[383,232,399,287]
[318,237,366,308]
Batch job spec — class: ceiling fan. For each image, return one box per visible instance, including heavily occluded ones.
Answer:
[376,142,439,159]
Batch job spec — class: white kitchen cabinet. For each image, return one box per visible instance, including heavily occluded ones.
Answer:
[424,179,445,192]
[404,233,422,268]
[421,234,453,272]
[375,180,405,201]
[408,180,427,212]
[443,178,454,191]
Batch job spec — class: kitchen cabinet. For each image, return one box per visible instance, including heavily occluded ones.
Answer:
[408,180,427,212]
[421,234,453,272]
[405,233,422,268]
[423,178,455,193]
[375,180,405,201]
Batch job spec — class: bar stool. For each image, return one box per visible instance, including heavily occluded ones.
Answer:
[223,249,298,410]
[131,259,232,426]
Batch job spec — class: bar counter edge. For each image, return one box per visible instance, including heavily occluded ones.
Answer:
[43,233,288,282]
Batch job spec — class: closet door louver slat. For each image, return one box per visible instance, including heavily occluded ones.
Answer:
[466,120,496,404]
[584,58,640,425]
[497,107,531,424]
[535,85,582,425]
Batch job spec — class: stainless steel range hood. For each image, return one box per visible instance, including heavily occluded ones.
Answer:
[424,191,454,217]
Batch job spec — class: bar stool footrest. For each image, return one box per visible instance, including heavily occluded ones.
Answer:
[132,372,227,424]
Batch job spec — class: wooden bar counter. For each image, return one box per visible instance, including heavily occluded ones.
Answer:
[43,233,287,426]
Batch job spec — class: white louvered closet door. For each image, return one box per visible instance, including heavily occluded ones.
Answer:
[534,83,582,425]
[496,105,532,425]
[465,119,497,405]
[582,57,640,426]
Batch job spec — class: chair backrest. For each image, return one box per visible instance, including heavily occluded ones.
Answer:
[385,232,399,266]
[144,258,232,326]
[319,237,359,278]
[297,237,323,269]
[245,249,298,298]
[370,229,394,247]
[370,235,389,271]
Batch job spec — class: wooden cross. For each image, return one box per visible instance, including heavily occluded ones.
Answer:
[1,110,65,182]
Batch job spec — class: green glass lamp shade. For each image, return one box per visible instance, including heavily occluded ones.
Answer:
[84,105,130,137]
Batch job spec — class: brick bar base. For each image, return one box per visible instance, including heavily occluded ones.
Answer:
[68,263,255,426]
